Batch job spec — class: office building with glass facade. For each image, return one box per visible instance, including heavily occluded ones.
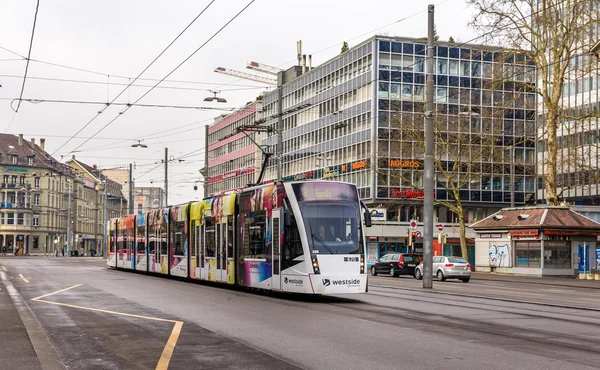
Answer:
[261,36,537,227]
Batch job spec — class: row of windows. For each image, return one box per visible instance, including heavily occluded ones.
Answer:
[0,155,34,166]
[207,153,255,178]
[208,172,256,196]
[283,142,371,180]
[209,134,257,159]
[276,55,372,111]
[378,41,533,65]
[208,108,260,142]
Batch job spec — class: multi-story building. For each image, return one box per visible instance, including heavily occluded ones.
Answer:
[0,134,73,255]
[206,102,265,196]
[133,186,164,214]
[101,168,164,214]
[68,157,127,256]
[258,36,537,257]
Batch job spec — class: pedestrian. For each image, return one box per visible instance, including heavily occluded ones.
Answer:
[14,247,19,256]
[1,245,5,256]
[55,248,59,257]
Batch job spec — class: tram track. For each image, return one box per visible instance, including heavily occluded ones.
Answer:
[319,293,600,362]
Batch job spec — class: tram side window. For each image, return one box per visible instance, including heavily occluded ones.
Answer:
[137,226,146,253]
[191,221,197,258]
[110,230,116,253]
[173,221,184,255]
[205,218,216,257]
[148,225,156,254]
[245,211,266,259]
[227,215,234,258]
[127,228,135,252]
[283,214,304,266]
[160,224,168,255]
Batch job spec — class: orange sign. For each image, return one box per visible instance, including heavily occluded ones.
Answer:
[352,161,367,170]
[390,160,421,168]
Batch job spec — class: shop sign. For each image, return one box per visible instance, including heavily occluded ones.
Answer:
[509,229,539,237]
[83,178,96,189]
[389,160,421,169]
[370,208,387,221]
[5,167,27,173]
[390,188,425,198]
[323,167,339,179]
[223,171,237,179]
[292,171,313,181]
[351,160,367,170]
[479,233,503,238]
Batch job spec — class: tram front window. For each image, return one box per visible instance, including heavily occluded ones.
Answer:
[300,203,363,255]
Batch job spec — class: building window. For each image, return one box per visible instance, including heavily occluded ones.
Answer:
[28,157,33,166]
[33,215,39,226]
[543,240,571,269]
[11,156,17,164]
[34,177,40,187]
[11,176,17,184]
[515,241,541,268]
[33,193,40,205]
[7,212,14,225]
[33,236,39,249]
[17,213,24,225]
[19,176,25,185]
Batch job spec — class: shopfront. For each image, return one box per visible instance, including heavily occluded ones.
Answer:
[471,207,600,276]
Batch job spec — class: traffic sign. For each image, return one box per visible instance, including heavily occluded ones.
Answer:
[410,220,417,230]
[436,223,444,231]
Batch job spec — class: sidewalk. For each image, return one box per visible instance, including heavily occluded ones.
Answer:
[472,271,600,289]
[0,278,42,369]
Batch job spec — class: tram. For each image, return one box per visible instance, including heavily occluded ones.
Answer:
[107,181,372,294]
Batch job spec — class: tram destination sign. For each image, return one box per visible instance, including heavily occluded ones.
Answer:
[292,182,358,202]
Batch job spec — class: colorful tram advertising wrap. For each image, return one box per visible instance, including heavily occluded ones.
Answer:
[107,181,369,295]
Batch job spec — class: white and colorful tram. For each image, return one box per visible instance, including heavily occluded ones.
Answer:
[107,181,372,294]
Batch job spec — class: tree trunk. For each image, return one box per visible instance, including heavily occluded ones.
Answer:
[544,102,560,205]
[458,212,469,262]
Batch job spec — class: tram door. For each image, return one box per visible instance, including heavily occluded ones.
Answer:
[216,223,226,282]
[272,210,281,290]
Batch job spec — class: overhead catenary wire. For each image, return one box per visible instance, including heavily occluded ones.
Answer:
[64,0,256,158]
[0,97,238,111]
[0,73,267,91]
[51,0,217,156]
[13,0,40,115]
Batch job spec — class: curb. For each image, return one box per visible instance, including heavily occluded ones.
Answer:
[0,271,66,370]
[471,274,600,290]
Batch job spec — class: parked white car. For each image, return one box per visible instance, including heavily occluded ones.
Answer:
[413,256,471,283]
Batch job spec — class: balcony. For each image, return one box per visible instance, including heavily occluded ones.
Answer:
[1,183,17,189]
[1,202,31,209]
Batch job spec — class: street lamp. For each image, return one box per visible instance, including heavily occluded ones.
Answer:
[131,140,148,148]
[204,90,227,103]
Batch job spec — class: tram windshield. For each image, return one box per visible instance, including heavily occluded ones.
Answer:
[299,202,363,255]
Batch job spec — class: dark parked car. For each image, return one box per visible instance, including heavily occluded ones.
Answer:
[370,253,422,277]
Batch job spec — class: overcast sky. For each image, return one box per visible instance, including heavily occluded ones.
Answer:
[0,0,476,204]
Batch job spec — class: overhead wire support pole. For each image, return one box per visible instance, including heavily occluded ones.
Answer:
[103,181,107,258]
[129,163,134,214]
[423,4,435,290]
[66,179,72,257]
[165,148,168,207]
[276,72,283,182]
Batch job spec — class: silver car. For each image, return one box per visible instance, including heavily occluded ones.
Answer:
[414,256,471,282]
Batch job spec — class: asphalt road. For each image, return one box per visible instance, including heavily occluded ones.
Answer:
[3,257,600,370]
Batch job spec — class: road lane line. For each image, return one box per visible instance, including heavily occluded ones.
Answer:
[31,284,82,301]
[1,266,7,271]
[32,285,184,369]
[19,274,29,283]
[488,289,546,297]
[156,321,184,370]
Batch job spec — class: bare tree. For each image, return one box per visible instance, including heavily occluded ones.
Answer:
[467,0,600,205]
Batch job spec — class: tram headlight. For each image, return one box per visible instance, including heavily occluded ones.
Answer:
[311,256,320,274]
[360,254,365,274]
